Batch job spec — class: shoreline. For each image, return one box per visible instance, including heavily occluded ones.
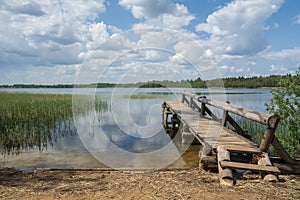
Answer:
[1,167,299,200]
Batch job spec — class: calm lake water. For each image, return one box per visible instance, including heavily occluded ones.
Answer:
[0,88,272,171]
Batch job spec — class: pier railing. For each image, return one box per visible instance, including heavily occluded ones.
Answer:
[181,91,295,165]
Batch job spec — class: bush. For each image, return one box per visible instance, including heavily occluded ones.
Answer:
[265,69,300,158]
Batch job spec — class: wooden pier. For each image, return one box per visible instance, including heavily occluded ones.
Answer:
[162,92,299,186]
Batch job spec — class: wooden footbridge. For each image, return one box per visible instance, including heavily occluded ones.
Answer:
[162,92,299,186]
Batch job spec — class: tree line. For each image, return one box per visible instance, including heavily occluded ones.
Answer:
[0,74,293,88]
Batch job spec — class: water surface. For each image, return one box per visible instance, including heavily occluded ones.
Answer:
[0,88,272,171]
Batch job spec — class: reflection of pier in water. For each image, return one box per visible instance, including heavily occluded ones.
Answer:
[162,92,300,186]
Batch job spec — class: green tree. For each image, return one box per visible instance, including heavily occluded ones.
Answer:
[266,68,300,158]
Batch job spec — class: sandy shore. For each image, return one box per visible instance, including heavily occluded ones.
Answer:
[0,167,299,200]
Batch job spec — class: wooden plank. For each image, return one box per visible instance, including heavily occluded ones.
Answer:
[220,161,280,173]
[224,145,261,154]
[165,101,259,151]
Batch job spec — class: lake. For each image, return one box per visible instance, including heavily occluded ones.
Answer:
[0,88,272,171]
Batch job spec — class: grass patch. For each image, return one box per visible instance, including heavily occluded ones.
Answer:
[123,93,168,99]
[0,92,108,155]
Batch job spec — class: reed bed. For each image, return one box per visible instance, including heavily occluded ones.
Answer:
[228,114,280,156]
[122,94,169,99]
[0,92,108,155]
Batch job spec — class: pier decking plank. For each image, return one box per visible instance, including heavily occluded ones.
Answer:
[165,101,259,150]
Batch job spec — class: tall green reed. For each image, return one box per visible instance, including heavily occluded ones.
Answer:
[0,92,109,155]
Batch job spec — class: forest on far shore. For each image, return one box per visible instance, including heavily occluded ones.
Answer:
[0,74,293,89]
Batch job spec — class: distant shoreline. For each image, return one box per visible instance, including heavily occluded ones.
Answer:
[0,74,292,89]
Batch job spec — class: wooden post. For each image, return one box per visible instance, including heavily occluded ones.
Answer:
[260,115,280,152]
[181,94,185,103]
[221,110,228,127]
[189,97,193,108]
[182,125,194,144]
[199,143,212,170]
[171,114,180,130]
[258,152,278,182]
[259,127,275,152]
[200,102,206,117]
[217,146,234,186]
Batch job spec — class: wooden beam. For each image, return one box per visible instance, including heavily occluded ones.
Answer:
[220,161,280,173]
[181,94,185,103]
[225,145,261,154]
[226,114,246,136]
[259,127,276,152]
[217,146,234,186]
[182,91,279,127]
[200,102,206,117]
[204,106,220,122]
[189,96,193,108]
[191,100,201,111]
[272,137,297,165]
[221,110,228,127]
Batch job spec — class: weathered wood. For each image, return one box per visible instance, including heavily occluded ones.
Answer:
[259,115,280,152]
[225,145,262,154]
[181,94,185,103]
[191,100,201,112]
[163,95,299,184]
[162,107,172,128]
[220,161,280,173]
[182,91,278,127]
[181,125,197,144]
[199,156,217,169]
[272,162,300,173]
[272,137,297,165]
[221,110,228,127]
[258,152,272,166]
[189,97,193,108]
[164,101,259,150]
[199,144,213,170]
[259,127,275,152]
[258,152,279,182]
[171,114,180,129]
[217,146,234,186]
[200,102,206,117]
[203,105,220,122]
[199,144,212,159]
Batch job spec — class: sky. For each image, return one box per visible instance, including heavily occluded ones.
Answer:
[0,0,300,84]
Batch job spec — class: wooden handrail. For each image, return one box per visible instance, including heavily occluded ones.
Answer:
[181,91,280,128]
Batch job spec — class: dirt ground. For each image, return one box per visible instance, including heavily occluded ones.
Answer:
[0,167,299,200]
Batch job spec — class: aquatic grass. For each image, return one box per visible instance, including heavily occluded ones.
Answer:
[227,114,280,156]
[122,93,169,99]
[0,92,109,155]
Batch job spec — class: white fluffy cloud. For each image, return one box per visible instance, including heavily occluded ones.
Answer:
[196,0,284,55]
[119,0,171,19]
[120,0,194,29]
[0,0,297,84]
[261,48,300,71]
[0,0,107,69]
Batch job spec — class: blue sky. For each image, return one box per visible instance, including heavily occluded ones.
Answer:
[0,0,299,84]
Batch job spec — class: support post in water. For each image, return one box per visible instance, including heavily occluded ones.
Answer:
[199,144,213,170]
